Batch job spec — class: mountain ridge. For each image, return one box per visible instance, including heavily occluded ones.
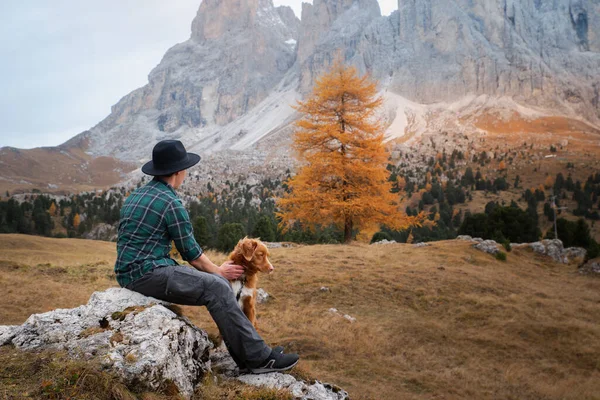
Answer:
[2,0,599,193]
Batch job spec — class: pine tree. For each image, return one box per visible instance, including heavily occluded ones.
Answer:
[253,215,276,242]
[193,216,212,248]
[277,61,422,243]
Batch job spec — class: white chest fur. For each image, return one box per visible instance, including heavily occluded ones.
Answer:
[230,278,254,309]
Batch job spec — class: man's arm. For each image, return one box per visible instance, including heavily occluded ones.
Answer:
[165,200,203,262]
[189,254,244,280]
[165,199,243,280]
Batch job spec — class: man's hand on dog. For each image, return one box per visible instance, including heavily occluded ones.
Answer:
[218,261,244,280]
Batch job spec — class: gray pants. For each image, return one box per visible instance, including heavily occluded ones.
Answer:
[125,265,271,368]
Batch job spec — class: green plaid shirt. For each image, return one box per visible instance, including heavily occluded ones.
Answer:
[115,178,202,287]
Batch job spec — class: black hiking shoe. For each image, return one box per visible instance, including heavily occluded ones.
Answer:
[237,346,285,374]
[248,349,299,374]
[272,345,284,354]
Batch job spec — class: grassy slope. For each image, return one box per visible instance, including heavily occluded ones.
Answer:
[0,234,599,399]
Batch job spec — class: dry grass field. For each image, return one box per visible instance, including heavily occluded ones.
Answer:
[1,234,599,399]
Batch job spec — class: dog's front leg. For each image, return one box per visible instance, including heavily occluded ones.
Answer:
[242,295,257,328]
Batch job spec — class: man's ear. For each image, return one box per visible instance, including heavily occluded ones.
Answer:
[241,238,257,261]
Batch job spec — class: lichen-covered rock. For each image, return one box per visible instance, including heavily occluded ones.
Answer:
[413,242,430,247]
[238,373,349,400]
[211,348,349,399]
[565,247,587,263]
[456,235,473,241]
[528,239,568,263]
[0,325,19,346]
[473,240,500,255]
[0,288,212,399]
[256,288,270,304]
[579,259,600,275]
[371,239,397,245]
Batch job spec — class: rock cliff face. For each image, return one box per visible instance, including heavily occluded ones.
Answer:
[296,0,381,91]
[389,0,600,121]
[78,0,599,163]
[89,0,298,161]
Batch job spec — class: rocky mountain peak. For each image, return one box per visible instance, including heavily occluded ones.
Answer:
[190,0,292,42]
[87,0,298,161]
[297,0,382,91]
[58,0,600,163]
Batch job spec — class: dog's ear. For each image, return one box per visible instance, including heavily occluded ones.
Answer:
[241,238,258,261]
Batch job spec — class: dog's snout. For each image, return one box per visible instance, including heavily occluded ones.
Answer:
[268,263,274,273]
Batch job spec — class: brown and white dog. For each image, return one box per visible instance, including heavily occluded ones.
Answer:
[228,237,274,328]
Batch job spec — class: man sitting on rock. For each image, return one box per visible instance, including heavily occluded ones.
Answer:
[114,140,299,374]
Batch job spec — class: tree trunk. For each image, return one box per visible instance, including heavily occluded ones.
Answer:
[344,216,353,243]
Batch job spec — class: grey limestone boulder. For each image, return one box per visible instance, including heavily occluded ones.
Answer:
[371,239,397,245]
[256,288,270,304]
[473,240,501,255]
[528,239,568,263]
[579,259,600,275]
[0,288,212,399]
[211,348,349,400]
[1,288,351,399]
[565,247,587,263]
[456,235,474,241]
[238,373,349,400]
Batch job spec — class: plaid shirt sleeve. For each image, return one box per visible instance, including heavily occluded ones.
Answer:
[165,198,203,261]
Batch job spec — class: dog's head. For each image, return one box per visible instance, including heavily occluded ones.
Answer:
[231,237,274,274]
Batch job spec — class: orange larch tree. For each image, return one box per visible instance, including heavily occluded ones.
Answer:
[73,213,81,229]
[277,61,423,243]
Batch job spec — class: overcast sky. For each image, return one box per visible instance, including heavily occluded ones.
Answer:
[0,1,398,149]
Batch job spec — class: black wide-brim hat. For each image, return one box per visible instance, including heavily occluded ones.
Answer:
[141,140,201,176]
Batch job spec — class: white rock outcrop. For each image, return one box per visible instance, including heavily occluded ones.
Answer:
[239,373,349,400]
[474,239,502,255]
[371,239,397,245]
[579,258,600,275]
[0,288,212,399]
[211,348,349,400]
[526,239,568,263]
[1,288,350,400]
[413,242,430,248]
[256,288,270,304]
[467,237,587,264]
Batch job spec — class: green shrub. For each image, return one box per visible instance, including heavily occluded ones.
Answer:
[193,216,212,248]
[495,251,507,261]
[253,215,276,242]
[371,231,392,243]
[587,241,600,261]
[217,223,246,253]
